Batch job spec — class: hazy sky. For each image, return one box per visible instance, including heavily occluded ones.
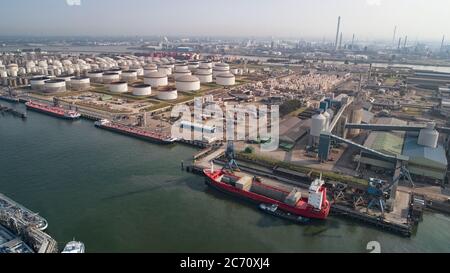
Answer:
[1,0,449,42]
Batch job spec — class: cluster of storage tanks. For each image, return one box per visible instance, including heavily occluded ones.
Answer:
[2,53,242,101]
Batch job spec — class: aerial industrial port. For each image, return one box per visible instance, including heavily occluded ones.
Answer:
[1,1,450,254]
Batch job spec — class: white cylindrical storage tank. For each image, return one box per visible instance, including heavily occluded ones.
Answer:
[108,68,122,75]
[157,86,178,101]
[44,79,67,93]
[132,84,152,96]
[195,69,213,83]
[176,75,201,92]
[418,123,439,148]
[174,63,189,72]
[188,62,200,70]
[230,68,239,74]
[173,69,192,80]
[199,61,213,69]
[103,72,121,84]
[213,62,230,77]
[135,68,144,76]
[87,70,104,83]
[158,65,172,75]
[70,77,91,91]
[30,77,50,90]
[121,70,138,82]
[144,68,158,77]
[144,71,168,87]
[310,113,327,137]
[108,81,128,93]
[216,72,235,86]
[0,70,7,78]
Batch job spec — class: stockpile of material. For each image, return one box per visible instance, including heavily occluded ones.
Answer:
[235,177,252,191]
[285,189,302,206]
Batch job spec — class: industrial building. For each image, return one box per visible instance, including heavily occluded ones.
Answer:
[279,117,310,150]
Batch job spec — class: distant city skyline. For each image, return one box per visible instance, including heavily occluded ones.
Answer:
[0,0,449,42]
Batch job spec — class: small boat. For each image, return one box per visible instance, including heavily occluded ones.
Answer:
[62,240,85,253]
[259,203,310,224]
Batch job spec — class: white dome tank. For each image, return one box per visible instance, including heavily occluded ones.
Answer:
[418,123,439,148]
[157,86,178,100]
[144,71,168,87]
[176,75,201,92]
[109,81,128,93]
[132,84,152,96]
[310,113,327,137]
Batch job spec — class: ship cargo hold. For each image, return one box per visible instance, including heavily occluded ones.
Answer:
[25,101,81,120]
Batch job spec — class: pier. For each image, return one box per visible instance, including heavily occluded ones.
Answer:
[186,148,416,237]
[0,104,27,118]
[0,193,57,253]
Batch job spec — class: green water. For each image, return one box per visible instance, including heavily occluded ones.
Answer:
[1,102,449,253]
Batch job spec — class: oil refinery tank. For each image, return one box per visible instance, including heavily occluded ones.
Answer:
[132,84,152,96]
[157,86,178,101]
[144,71,168,87]
[108,68,122,75]
[144,64,158,76]
[195,69,213,83]
[70,77,91,91]
[216,72,235,86]
[173,69,192,80]
[348,107,363,138]
[418,123,439,148]
[199,61,213,69]
[44,79,67,93]
[108,81,128,93]
[188,62,200,70]
[103,72,121,84]
[158,65,173,75]
[213,62,230,77]
[87,70,104,83]
[30,77,50,90]
[176,75,201,92]
[310,113,327,137]
[121,70,138,82]
[174,63,189,72]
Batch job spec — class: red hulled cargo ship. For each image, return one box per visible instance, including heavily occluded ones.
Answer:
[95,119,177,144]
[25,101,81,120]
[204,168,330,220]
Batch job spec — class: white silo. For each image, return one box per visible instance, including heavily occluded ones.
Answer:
[173,69,192,80]
[144,71,168,87]
[132,84,152,96]
[157,86,178,100]
[216,72,235,86]
[70,77,91,91]
[418,123,439,148]
[121,70,138,82]
[108,81,128,93]
[176,75,201,92]
[322,110,330,131]
[310,113,327,138]
[195,69,213,83]
[103,72,121,84]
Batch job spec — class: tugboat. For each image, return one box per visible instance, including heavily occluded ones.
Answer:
[62,240,85,253]
[259,203,310,224]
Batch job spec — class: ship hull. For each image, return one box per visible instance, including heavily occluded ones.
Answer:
[0,96,20,103]
[204,170,330,220]
[26,105,79,120]
[95,123,175,145]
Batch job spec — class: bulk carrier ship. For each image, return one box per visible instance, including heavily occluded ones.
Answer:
[95,119,177,144]
[25,101,81,120]
[204,168,330,220]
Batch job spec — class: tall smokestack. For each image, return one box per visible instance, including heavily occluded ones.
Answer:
[404,36,408,49]
[335,16,341,51]
[392,26,397,47]
[398,37,402,50]
[339,32,343,50]
[441,35,446,51]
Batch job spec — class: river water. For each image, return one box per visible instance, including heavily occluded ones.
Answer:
[0,102,449,253]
